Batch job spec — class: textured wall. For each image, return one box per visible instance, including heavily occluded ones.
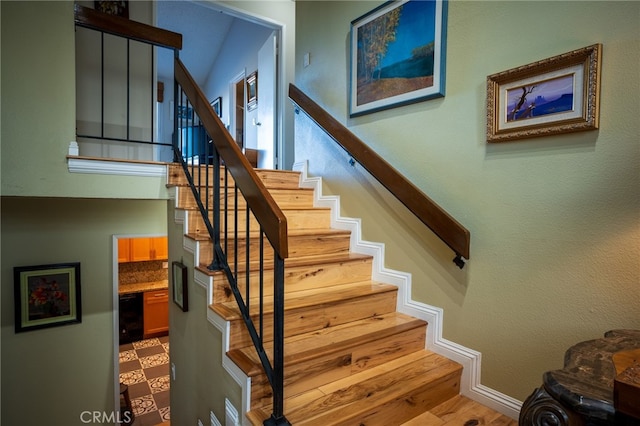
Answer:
[1,1,170,198]
[1,197,167,425]
[294,0,640,401]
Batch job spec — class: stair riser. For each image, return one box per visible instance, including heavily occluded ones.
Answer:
[325,372,461,426]
[227,290,399,351]
[285,354,462,425]
[196,234,351,267]
[176,187,315,211]
[168,164,302,189]
[249,323,427,409]
[184,208,331,236]
[211,258,374,304]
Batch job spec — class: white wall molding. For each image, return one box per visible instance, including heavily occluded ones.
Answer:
[293,160,522,419]
[172,170,253,425]
[67,156,168,177]
[225,399,240,426]
[206,295,253,426]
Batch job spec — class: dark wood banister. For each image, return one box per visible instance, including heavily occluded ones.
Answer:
[74,4,182,50]
[176,60,289,259]
[289,84,470,265]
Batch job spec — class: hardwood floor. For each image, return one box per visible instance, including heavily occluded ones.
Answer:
[403,395,518,425]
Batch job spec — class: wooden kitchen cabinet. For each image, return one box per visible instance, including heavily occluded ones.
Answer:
[143,289,169,338]
[152,236,168,260]
[118,238,131,263]
[118,237,168,262]
[130,238,153,262]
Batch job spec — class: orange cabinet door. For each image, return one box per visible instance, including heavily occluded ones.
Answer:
[143,290,169,338]
[118,238,130,263]
[130,238,153,262]
[152,236,168,260]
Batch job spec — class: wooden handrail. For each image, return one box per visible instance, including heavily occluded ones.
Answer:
[74,4,182,50]
[289,84,470,263]
[176,59,289,258]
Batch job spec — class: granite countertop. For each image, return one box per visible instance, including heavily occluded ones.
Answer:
[119,280,169,295]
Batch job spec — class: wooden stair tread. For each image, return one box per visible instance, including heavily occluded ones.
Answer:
[196,252,372,277]
[169,166,496,424]
[227,312,426,377]
[185,227,349,241]
[168,164,302,189]
[227,312,425,374]
[176,205,328,212]
[211,281,397,320]
[401,395,518,426]
[248,351,462,425]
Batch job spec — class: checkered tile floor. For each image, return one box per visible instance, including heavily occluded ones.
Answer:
[119,336,170,426]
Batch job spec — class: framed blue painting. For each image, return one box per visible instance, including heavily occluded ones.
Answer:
[349,0,448,117]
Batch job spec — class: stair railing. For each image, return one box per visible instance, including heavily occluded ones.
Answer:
[288,84,471,268]
[175,59,290,426]
[75,6,290,424]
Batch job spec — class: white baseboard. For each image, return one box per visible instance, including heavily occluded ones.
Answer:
[293,160,522,419]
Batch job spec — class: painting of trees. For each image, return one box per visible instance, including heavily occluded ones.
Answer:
[350,0,447,116]
[357,6,402,83]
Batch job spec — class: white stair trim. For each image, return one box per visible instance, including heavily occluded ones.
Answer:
[207,296,253,426]
[67,156,168,177]
[293,160,522,419]
[172,191,254,425]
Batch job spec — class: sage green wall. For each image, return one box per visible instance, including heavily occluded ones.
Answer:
[1,1,168,199]
[1,197,167,425]
[166,203,243,426]
[294,1,640,401]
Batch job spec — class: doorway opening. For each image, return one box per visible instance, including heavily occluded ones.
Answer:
[113,234,170,425]
[234,75,245,150]
[156,1,286,169]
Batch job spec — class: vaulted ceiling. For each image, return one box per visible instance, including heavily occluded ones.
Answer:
[156,1,236,85]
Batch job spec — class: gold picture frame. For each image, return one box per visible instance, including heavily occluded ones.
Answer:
[486,44,602,143]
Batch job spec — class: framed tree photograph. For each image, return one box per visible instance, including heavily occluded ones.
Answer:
[349,0,448,117]
[486,44,602,142]
[14,263,82,333]
[172,261,188,312]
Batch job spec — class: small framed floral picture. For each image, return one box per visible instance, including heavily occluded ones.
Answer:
[14,263,82,333]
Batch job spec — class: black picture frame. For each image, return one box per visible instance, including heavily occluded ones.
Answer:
[172,261,188,312]
[211,97,222,117]
[14,262,82,333]
[246,71,258,111]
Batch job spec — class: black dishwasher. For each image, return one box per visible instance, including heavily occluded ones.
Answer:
[119,292,143,345]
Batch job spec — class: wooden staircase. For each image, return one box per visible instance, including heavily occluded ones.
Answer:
[168,164,514,425]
